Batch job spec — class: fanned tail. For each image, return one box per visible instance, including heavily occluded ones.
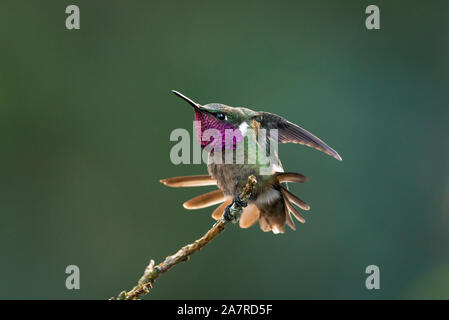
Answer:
[160,172,310,234]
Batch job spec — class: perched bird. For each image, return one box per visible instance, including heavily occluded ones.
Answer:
[160,90,342,234]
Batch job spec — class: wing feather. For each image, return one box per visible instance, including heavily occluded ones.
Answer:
[258,112,342,161]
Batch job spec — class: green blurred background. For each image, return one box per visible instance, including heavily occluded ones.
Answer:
[0,0,448,299]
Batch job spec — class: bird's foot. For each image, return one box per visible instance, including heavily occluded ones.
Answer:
[222,196,248,223]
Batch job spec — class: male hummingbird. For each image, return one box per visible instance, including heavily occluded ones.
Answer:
[160,90,342,234]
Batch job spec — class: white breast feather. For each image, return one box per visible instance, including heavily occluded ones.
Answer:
[238,122,249,136]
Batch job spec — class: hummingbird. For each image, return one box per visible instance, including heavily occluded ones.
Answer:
[160,90,342,234]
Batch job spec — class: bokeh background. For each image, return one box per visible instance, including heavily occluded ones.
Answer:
[0,0,448,299]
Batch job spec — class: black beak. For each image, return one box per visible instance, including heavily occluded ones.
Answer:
[172,90,202,109]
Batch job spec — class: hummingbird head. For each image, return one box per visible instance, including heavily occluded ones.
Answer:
[172,90,250,149]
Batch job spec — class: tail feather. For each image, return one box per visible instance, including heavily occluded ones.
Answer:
[160,175,216,187]
[211,198,232,220]
[259,217,272,232]
[183,190,225,209]
[280,188,306,223]
[280,186,310,210]
[276,172,307,183]
[259,217,286,233]
[284,204,296,231]
[239,204,260,228]
[257,198,287,234]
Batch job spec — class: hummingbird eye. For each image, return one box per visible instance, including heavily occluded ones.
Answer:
[216,113,227,121]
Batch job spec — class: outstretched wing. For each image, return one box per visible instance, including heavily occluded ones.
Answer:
[258,112,342,161]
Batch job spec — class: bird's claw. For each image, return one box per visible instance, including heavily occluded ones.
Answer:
[234,196,248,208]
[222,196,247,223]
[222,206,233,222]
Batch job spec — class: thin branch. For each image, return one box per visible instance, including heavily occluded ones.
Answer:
[111,175,258,300]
